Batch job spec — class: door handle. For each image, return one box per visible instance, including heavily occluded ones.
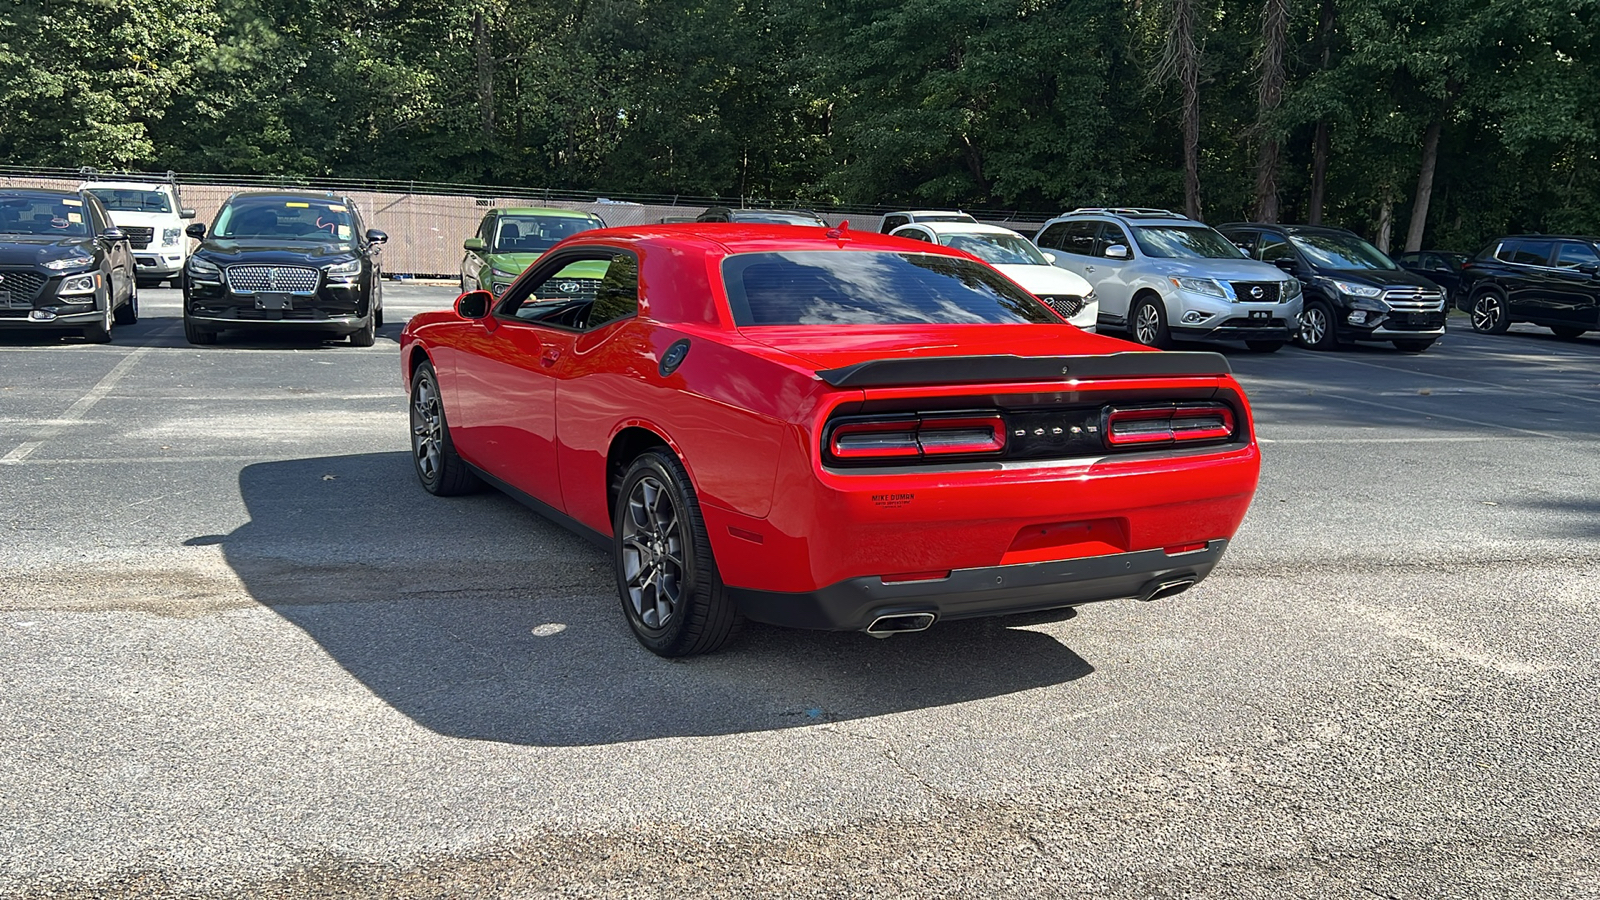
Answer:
[1083,265,1095,273]
[540,348,561,367]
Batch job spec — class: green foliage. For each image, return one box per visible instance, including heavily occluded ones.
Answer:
[3,0,1598,246]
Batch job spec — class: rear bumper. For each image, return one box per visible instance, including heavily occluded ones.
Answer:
[728,540,1228,630]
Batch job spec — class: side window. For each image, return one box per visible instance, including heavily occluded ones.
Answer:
[83,195,109,233]
[881,215,908,233]
[1257,232,1296,265]
[1035,222,1068,249]
[1393,252,1419,266]
[1225,230,1259,255]
[898,228,933,243]
[1095,224,1130,258]
[1510,240,1554,266]
[497,251,639,332]
[478,215,495,243]
[1059,221,1101,256]
[1552,241,1600,269]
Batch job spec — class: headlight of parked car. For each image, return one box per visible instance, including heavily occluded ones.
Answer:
[58,272,100,295]
[162,228,182,247]
[1169,276,1228,299]
[1324,278,1384,299]
[188,256,221,279]
[1283,279,1303,299]
[323,259,362,276]
[44,256,93,271]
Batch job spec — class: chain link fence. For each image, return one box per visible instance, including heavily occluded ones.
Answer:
[1,167,1053,277]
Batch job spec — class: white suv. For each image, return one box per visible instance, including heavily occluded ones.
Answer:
[80,177,196,287]
[1033,208,1303,351]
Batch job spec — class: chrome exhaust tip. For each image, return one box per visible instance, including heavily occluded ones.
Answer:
[865,611,937,636]
[1139,576,1197,602]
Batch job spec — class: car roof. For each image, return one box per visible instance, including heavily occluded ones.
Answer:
[1492,234,1600,242]
[80,181,176,192]
[490,207,602,218]
[1055,207,1189,222]
[225,190,353,203]
[1,188,82,201]
[894,222,1024,237]
[1220,222,1358,237]
[885,210,971,217]
[569,222,968,257]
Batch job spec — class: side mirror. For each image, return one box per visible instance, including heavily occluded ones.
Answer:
[1040,248,1066,266]
[463,237,486,252]
[366,229,388,244]
[1271,257,1298,273]
[185,222,206,239]
[1577,262,1600,276]
[180,208,197,219]
[100,227,125,242]
[455,289,493,320]
[1103,244,1130,260]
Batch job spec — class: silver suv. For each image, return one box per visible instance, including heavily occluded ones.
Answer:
[1033,208,1303,351]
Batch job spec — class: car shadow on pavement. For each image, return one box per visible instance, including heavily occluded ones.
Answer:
[200,452,1095,747]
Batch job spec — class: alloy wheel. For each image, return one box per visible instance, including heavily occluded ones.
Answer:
[620,475,684,631]
[410,373,443,483]
[1301,307,1328,345]
[1472,296,1503,332]
[1135,303,1161,345]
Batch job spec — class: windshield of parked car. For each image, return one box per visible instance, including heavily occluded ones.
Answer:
[1132,225,1246,259]
[493,214,605,253]
[941,232,1051,266]
[212,197,355,243]
[0,195,92,236]
[1289,232,1398,270]
[86,189,172,214]
[722,250,1059,326]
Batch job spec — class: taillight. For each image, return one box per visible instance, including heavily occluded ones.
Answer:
[827,413,1006,463]
[1103,403,1235,448]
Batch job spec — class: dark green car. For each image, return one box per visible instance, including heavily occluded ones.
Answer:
[460,207,607,294]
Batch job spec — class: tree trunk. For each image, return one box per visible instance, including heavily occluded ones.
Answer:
[1174,0,1202,220]
[1308,122,1329,224]
[1375,185,1393,253]
[1252,0,1289,222]
[1306,0,1335,224]
[474,7,494,139]
[1404,119,1442,252]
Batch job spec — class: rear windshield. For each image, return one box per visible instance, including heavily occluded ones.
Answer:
[213,196,355,243]
[721,250,1059,326]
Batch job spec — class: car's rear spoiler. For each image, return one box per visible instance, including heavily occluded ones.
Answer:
[815,351,1232,388]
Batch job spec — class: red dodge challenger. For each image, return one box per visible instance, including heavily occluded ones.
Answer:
[400,224,1261,657]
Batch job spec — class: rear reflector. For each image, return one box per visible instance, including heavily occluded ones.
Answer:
[1104,403,1235,448]
[881,570,951,583]
[828,413,1006,463]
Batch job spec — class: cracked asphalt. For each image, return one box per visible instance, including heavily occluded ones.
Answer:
[1,288,1597,898]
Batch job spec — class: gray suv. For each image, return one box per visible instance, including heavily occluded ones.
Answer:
[1033,208,1303,351]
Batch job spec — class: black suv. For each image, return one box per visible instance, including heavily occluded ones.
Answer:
[1456,235,1599,340]
[183,191,387,346]
[0,188,137,343]
[1217,223,1447,352]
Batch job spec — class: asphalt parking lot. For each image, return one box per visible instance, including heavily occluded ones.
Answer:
[1,286,1597,899]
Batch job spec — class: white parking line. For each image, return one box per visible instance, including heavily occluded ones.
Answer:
[0,346,153,464]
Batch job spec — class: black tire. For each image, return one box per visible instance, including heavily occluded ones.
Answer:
[1129,295,1171,349]
[1245,340,1284,353]
[374,305,384,329]
[113,280,138,325]
[1550,326,1587,340]
[348,312,377,347]
[1470,291,1510,334]
[613,450,743,657]
[409,360,482,496]
[1298,300,1340,350]
[183,315,217,345]
[1392,338,1435,353]
[82,283,113,343]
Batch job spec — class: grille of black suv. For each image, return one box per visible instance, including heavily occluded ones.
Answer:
[122,226,154,249]
[1229,281,1281,303]
[1038,294,1087,319]
[0,269,47,305]
[1382,287,1446,312]
[225,265,320,294]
